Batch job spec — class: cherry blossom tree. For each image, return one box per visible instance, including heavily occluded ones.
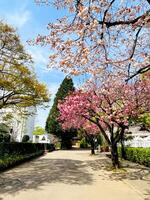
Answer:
[32,1,150,167]
[34,0,150,80]
[80,122,100,154]
[58,78,150,168]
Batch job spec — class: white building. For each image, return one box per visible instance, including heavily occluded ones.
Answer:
[32,134,50,143]
[22,107,36,141]
[0,106,36,142]
[105,126,150,148]
[125,126,150,148]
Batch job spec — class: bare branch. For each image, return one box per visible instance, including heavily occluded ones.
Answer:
[127,26,142,78]
[126,64,150,82]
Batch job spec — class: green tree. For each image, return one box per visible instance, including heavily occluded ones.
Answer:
[138,113,150,130]
[0,123,11,142]
[33,126,45,135]
[0,123,10,134]
[45,76,75,148]
[0,22,50,109]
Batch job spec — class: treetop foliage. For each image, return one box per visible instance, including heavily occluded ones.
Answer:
[33,126,45,135]
[34,0,150,81]
[0,22,50,109]
[45,76,74,137]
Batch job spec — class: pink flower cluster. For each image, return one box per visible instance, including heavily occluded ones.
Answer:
[58,78,150,134]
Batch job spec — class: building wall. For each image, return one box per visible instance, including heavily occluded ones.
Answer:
[23,107,36,141]
[0,106,36,142]
[32,134,50,143]
[125,126,150,148]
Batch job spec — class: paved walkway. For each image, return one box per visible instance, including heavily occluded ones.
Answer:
[0,150,149,200]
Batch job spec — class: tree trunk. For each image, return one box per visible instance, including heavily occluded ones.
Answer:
[121,139,126,159]
[120,128,126,159]
[111,142,120,168]
[91,144,95,155]
[90,137,95,155]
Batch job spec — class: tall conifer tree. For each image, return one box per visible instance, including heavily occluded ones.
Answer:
[45,76,75,141]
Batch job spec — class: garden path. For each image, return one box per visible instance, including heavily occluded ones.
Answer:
[0,150,149,200]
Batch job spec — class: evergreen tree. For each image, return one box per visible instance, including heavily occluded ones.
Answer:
[45,76,75,147]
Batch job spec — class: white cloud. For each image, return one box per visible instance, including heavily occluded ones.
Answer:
[2,9,31,28]
[28,46,48,67]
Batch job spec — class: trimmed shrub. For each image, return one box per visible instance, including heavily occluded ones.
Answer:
[0,142,54,171]
[118,147,150,167]
[0,143,55,157]
[0,134,11,142]
[22,135,30,142]
[0,142,45,157]
[3,134,11,142]
[0,151,44,171]
[0,134,3,142]
[45,143,55,152]
[80,138,88,148]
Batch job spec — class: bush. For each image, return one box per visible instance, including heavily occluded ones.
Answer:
[97,134,103,146]
[0,133,11,142]
[0,123,10,134]
[22,135,30,142]
[101,145,109,152]
[45,143,55,151]
[55,142,61,149]
[0,134,3,142]
[0,142,45,157]
[0,143,51,171]
[3,134,11,142]
[118,147,150,167]
[0,151,44,171]
[80,138,88,148]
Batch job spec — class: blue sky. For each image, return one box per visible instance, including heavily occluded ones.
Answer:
[0,0,85,128]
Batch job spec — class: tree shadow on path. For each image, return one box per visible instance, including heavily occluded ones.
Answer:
[0,158,93,195]
[86,155,150,182]
[87,155,150,199]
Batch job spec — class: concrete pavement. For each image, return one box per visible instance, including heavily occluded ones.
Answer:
[0,150,149,200]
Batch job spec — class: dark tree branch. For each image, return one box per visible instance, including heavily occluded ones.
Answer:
[101,0,115,39]
[126,64,150,82]
[82,114,111,145]
[114,126,126,144]
[146,0,150,4]
[127,26,142,78]
[97,9,150,28]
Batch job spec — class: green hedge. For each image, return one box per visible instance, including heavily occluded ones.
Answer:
[0,142,45,157]
[0,142,55,171]
[0,151,44,171]
[80,138,88,148]
[0,143,55,157]
[118,147,150,167]
[45,143,55,152]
